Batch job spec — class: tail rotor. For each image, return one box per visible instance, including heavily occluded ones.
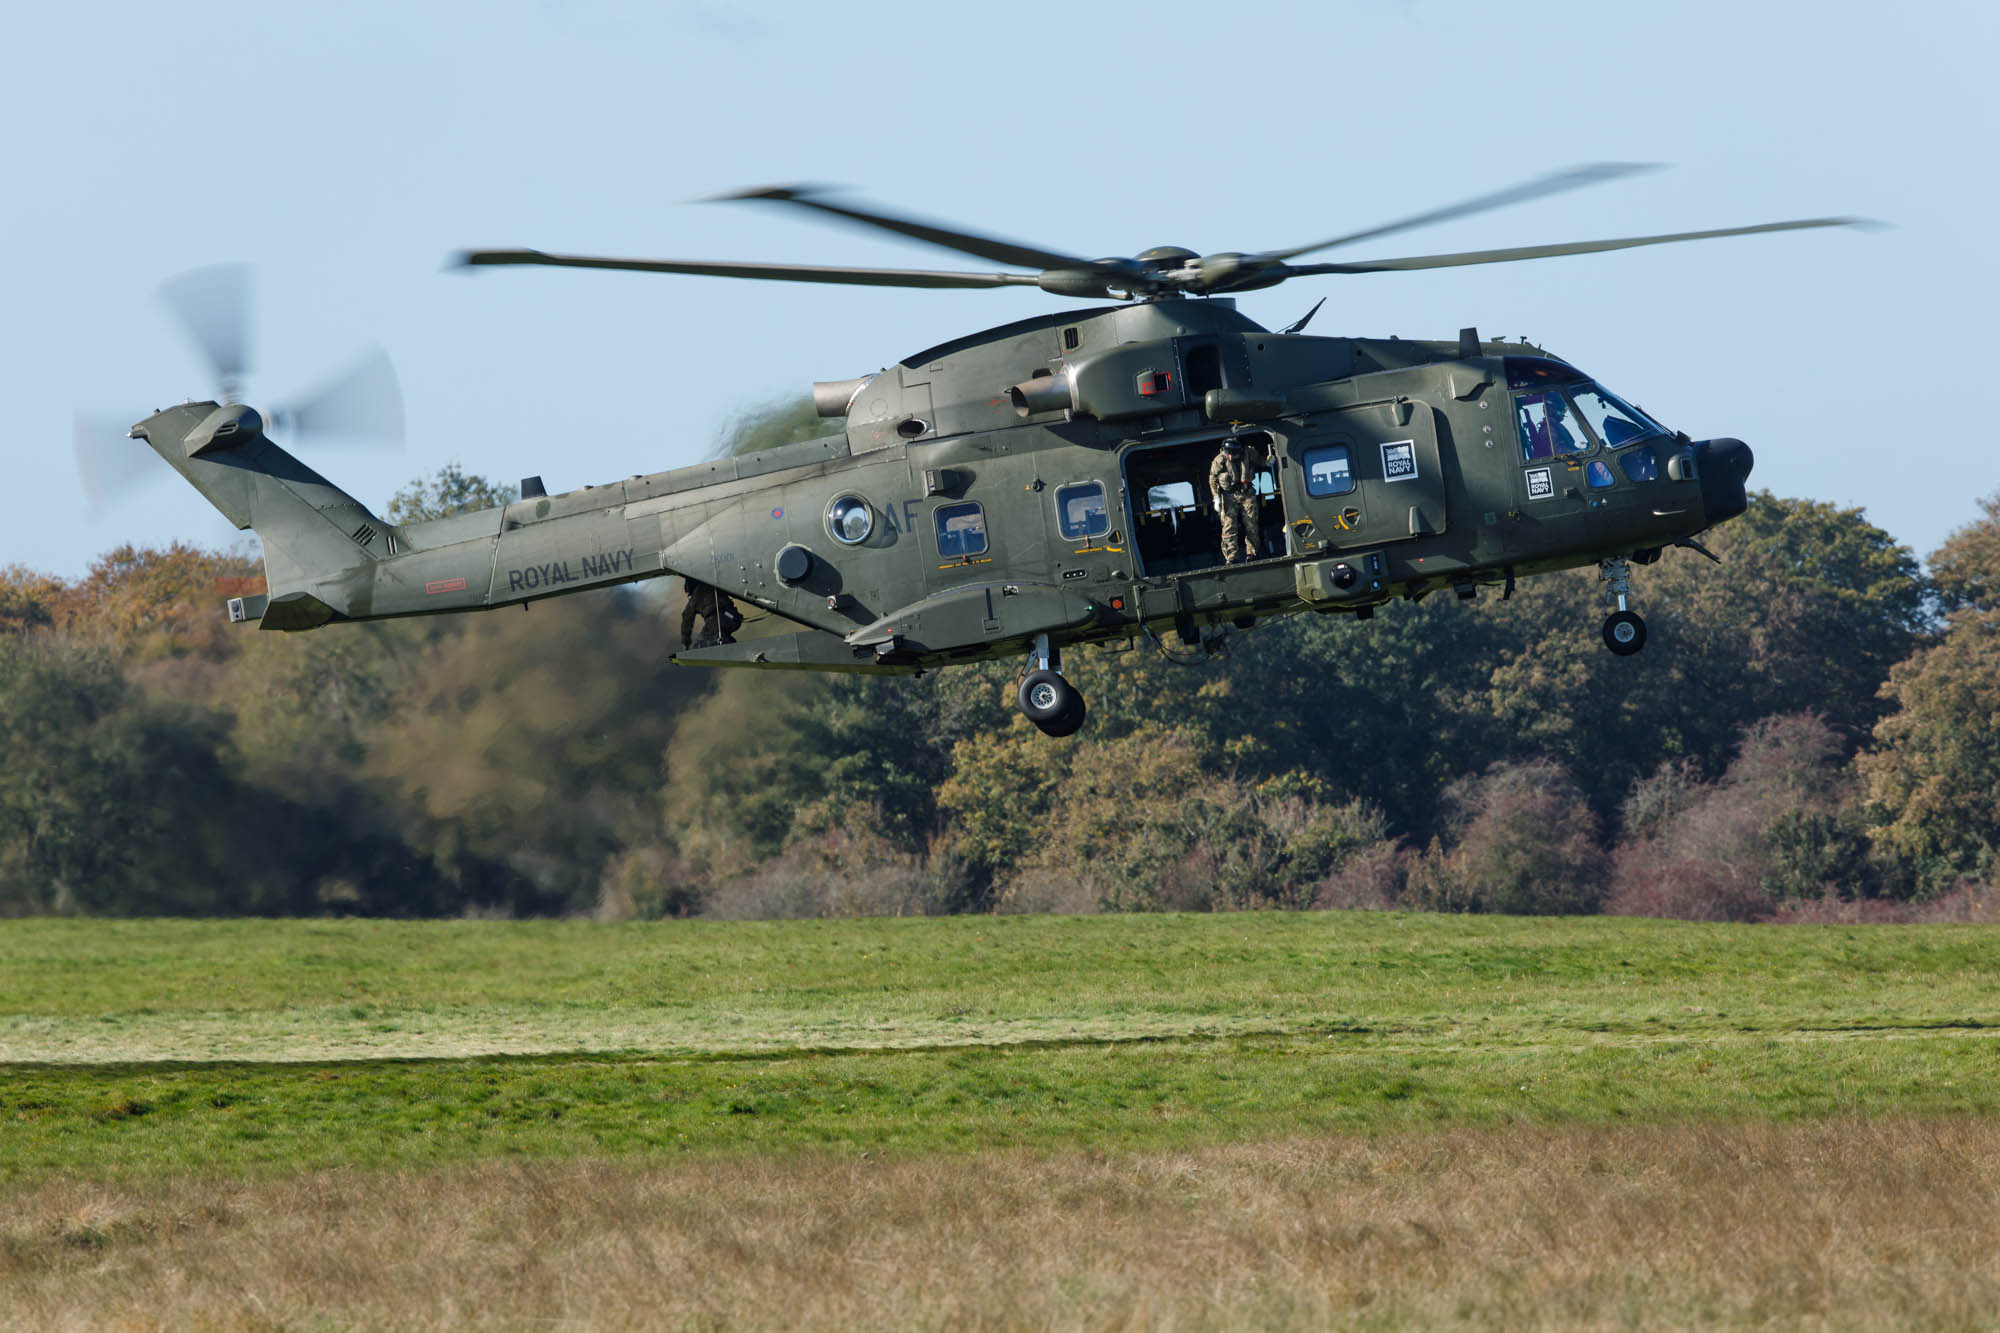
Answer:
[75,265,404,508]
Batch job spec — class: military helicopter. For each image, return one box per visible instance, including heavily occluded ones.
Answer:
[116,165,1852,736]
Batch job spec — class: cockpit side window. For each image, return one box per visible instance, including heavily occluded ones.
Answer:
[1620,446,1661,483]
[1570,385,1666,448]
[1516,391,1589,461]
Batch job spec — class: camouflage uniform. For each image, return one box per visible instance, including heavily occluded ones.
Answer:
[1208,442,1262,564]
[680,577,740,647]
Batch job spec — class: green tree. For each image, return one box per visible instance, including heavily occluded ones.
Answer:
[385,462,517,524]
[779,673,957,849]
[652,666,826,888]
[1474,494,1926,815]
[1930,490,2000,613]
[0,634,282,915]
[711,396,839,459]
[229,621,411,781]
[364,587,693,914]
[1859,610,2000,893]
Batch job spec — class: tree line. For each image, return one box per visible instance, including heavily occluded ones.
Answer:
[3,403,1995,920]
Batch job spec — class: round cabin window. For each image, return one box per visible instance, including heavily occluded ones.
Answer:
[826,495,873,545]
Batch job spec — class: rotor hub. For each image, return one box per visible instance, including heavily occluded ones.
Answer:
[1134,245,1198,268]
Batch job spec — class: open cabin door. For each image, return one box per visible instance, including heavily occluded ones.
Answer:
[1123,431,1288,576]
[1280,400,1446,555]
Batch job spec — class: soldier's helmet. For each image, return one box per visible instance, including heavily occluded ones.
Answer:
[1222,438,1244,453]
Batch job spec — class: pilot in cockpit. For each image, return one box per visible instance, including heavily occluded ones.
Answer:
[1546,396,1580,452]
[1519,392,1581,460]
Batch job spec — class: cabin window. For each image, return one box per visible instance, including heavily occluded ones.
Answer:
[826,495,873,545]
[1515,391,1590,461]
[1303,444,1355,497]
[934,501,988,557]
[1586,459,1616,489]
[1055,483,1109,541]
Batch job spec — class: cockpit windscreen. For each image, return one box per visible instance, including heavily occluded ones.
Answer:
[1568,384,1667,448]
[1515,380,1668,460]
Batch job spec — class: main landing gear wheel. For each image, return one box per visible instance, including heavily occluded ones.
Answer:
[1603,609,1647,655]
[1018,668,1086,737]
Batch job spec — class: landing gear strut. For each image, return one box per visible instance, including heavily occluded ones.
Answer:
[1018,634,1086,736]
[1598,557,1647,655]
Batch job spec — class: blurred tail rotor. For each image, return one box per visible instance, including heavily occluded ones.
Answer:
[75,265,403,508]
[72,411,154,511]
[268,345,404,450]
[158,262,251,401]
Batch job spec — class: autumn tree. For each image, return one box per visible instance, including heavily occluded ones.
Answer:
[1929,490,2000,613]
[56,542,262,667]
[1607,713,1867,920]
[0,565,65,633]
[1404,758,1607,915]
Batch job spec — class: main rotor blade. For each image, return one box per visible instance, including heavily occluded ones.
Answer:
[274,344,404,450]
[708,185,1094,273]
[1285,216,1868,276]
[457,249,1042,290]
[158,263,251,394]
[1258,162,1665,263]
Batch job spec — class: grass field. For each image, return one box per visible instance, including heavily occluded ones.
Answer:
[5,913,2000,1327]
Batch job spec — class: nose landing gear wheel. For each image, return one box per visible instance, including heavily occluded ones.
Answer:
[1603,609,1647,655]
[1018,668,1087,737]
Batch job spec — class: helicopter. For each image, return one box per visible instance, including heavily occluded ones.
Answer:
[117,165,1852,737]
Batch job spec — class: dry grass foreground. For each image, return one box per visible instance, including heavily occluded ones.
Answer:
[6,1116,1999,1331]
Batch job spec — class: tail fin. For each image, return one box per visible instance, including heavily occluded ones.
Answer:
[132,401,388,629]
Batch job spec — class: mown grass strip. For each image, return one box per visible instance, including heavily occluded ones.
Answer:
[7,1029,2000,1183]
[6,914,2000,1064]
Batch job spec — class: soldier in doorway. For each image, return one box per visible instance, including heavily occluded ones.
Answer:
[680,576,741,648]
[1209,436,1264,565]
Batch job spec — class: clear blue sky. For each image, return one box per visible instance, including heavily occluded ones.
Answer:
[4,0,1993,579]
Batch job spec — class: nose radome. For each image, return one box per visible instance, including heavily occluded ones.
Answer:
[1714,437,1753,480]
[1696,437,1754,523]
